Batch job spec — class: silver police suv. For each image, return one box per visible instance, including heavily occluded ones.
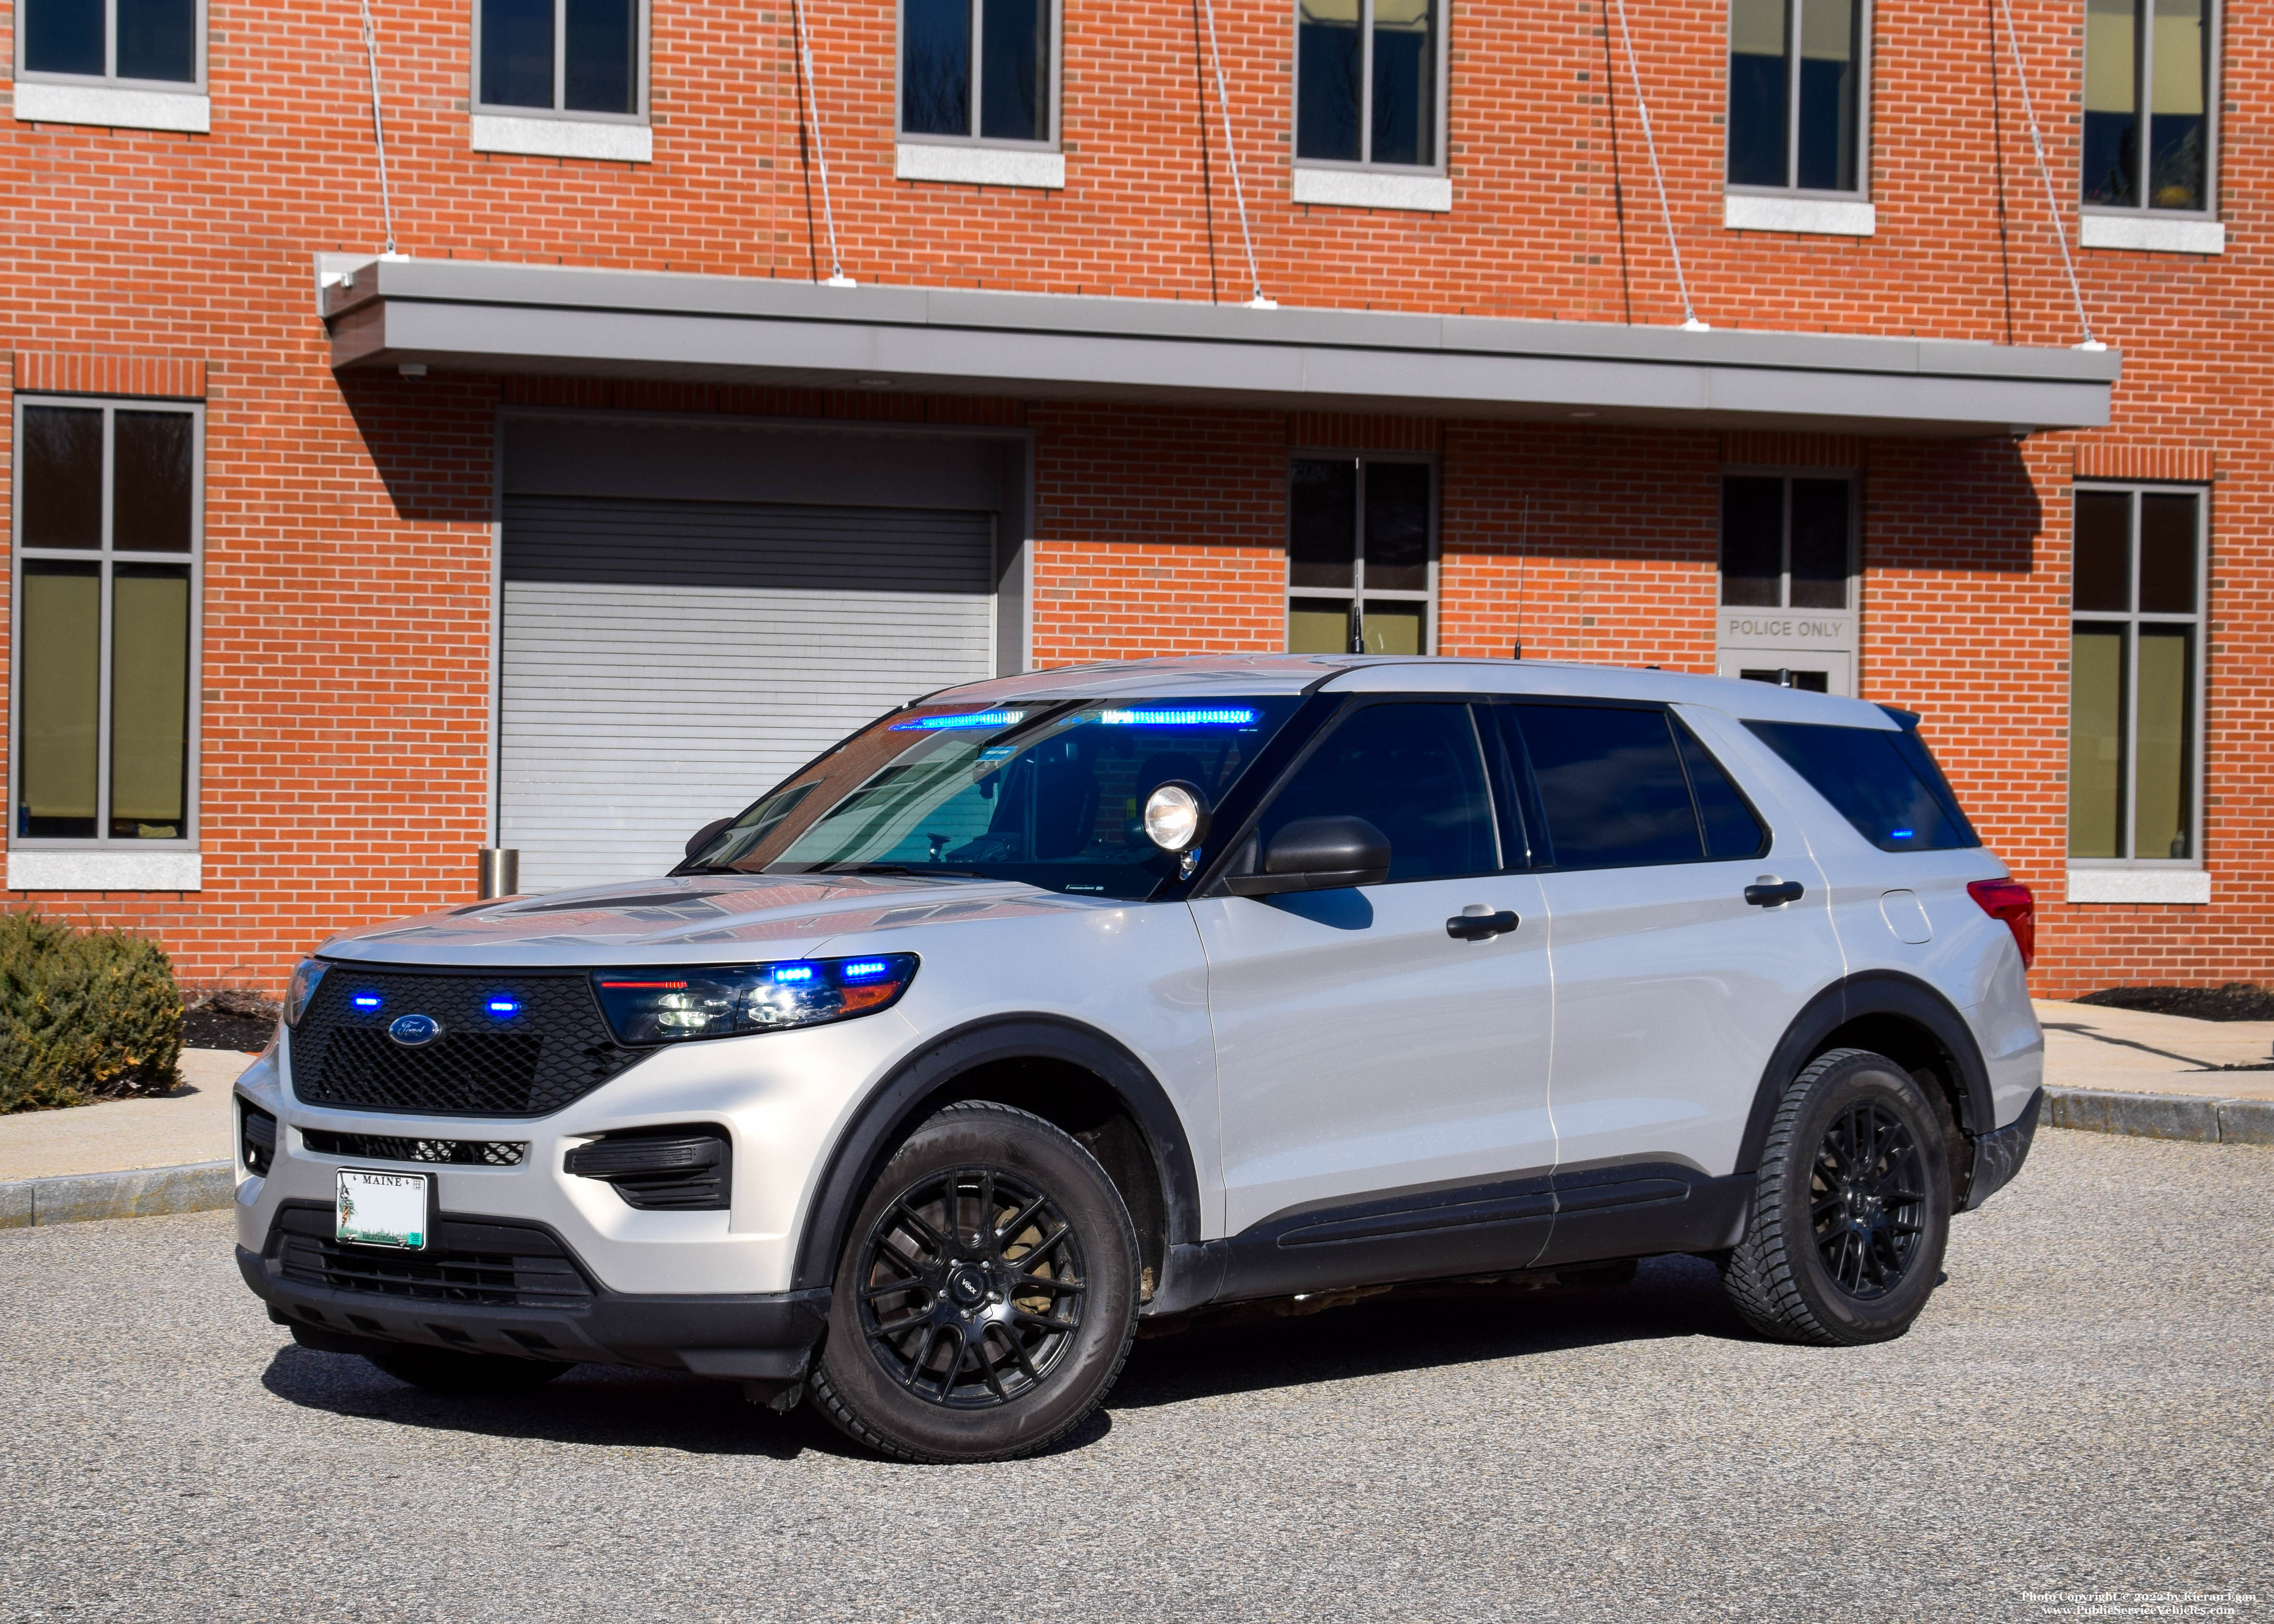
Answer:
[235,655,2043,1462]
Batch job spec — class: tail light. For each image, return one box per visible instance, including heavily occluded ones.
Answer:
[1967,878,2035,970]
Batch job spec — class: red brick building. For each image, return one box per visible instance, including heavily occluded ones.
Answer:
[1,0,2261,997]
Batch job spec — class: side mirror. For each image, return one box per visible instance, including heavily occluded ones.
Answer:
[684,816,736,861]
[1224,816,1391,897]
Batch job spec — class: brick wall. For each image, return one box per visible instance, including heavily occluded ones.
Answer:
[0,0,2265,998]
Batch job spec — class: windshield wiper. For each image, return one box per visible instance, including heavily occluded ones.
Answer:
[817,862,988,878]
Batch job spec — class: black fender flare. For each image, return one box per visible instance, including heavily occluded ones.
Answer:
[1735,971,1996,1175]
[790,1015,1205,1292]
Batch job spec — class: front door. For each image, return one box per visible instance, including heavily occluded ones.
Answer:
[1194,699,1555,1288]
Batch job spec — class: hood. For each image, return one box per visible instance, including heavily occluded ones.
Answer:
[318,873,1100,968]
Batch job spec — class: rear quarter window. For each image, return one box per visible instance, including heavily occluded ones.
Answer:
[1745,720,1980,852]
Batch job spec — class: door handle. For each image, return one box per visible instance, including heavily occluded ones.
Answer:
[1744,880,1805,907]
[1446,909,1522,941]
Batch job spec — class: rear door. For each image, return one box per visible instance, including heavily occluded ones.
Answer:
[1493,701,1845,1259]
[1194,699,1555,1278]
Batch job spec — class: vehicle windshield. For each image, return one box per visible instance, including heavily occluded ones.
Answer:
[683,697,1303,899]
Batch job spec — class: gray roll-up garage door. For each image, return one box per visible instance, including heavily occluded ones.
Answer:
[499,494,996,893]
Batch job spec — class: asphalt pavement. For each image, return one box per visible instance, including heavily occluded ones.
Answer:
[4,1128,2270,1624]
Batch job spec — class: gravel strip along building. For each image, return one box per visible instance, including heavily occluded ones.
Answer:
[0,0,2262,995]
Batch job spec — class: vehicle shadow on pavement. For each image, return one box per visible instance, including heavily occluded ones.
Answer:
[1109,1254,1752,1411]
[255,1255,1746,1458]
[259,1344,829,1458]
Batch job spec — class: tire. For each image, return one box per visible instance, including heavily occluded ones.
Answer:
[364,1344,574,1394]
[1723,1047,1953,1347]
[808,1100,1142,1463]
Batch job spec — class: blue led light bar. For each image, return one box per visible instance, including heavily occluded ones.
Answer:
[1099,707,1259,727]
[840,960,890,979]
[772,964,816,984]
[890,709,1027,732]
[487,998,521,1016]
[1890,828,1915,839]
[351,995,382,1009]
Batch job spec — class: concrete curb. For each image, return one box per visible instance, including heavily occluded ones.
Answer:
[2045,1086,2274,1146]
[0,1160,234,1229]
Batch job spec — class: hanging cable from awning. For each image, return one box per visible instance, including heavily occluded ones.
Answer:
[791,0,853,286]
[1607,0,1705,329]
[354,0,398,255]
[1199,0,1274,308]
[1994,0,2104,349]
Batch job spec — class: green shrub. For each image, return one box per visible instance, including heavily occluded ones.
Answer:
[0,912,184,1112]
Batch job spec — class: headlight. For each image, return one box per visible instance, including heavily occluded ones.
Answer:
[591,955,919,1045]
[283,959,328,1027]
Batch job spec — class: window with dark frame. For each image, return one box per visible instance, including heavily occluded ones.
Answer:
[1719,473,1854,610]
[2069,487,2204,864]
[1296,0,1444,170]
[478,0,642,118]
[2082,0,2212,212]
[901,0,1054,146]
[1286,456,1434,656]
[13,400,198,847]
[19,0,198,86]
[1726,0,1864,194]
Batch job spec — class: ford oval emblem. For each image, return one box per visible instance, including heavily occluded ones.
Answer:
[388,1013,442,1048]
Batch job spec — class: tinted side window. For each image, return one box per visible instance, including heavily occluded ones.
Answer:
[1258,703,1497,882]
[1507,705,1702,868]
[1673,718,1769,859]
[1746,721,1980,852]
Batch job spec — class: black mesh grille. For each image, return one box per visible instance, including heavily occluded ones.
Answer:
[302,1130,528,1167]
[272,1205,593,1309]
[289,968,645,1117]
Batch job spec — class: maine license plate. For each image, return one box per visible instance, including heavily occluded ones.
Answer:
[336,1169,430,1250]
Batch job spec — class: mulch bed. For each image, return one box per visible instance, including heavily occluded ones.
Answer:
[2075,983,2274,1023]
[181,1009,276,1052]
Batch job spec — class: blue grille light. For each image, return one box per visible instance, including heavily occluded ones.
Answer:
[772,964,816,984]
[487,998,521,1017]
[351,994,382,1009]
[1099,707,1259,727]
[840,960,890,979]
[889,709,1027,732]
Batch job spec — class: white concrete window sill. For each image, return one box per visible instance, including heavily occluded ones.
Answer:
[12,81,210,133]
[895,142,1064,189]
[2064,867,2210,905]
[2080,213,2225,255]
[1292,168,1451,213]
[6,850,202,892]
[1723,194,1875,237]
[472,113,652,163]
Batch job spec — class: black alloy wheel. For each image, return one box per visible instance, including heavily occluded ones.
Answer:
[810,1101,1141,1463]
[1723,1047,1953,1346]
[1809,1100,1929,1301]
[855,1165,1088,1407]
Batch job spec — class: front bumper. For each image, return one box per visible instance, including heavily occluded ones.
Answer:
[239,1200,828,1378]
[1962,1086,2042,1212]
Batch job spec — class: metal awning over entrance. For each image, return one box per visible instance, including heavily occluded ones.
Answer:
[324,259,2117,438]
